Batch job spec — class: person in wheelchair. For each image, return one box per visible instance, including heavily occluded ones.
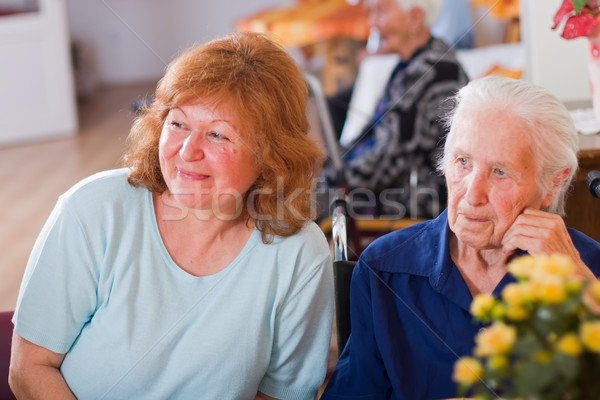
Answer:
[321,0,469,220]
[321,76,600,399]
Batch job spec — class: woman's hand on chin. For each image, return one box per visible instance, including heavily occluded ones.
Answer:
[501,208,596,280]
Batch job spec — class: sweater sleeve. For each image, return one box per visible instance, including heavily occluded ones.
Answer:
[258,228,335,400]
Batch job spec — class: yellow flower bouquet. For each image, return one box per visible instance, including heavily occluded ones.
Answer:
[453,254,600,399]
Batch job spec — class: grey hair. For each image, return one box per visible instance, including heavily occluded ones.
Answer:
[395,0,441,28]
[437,76,579,216]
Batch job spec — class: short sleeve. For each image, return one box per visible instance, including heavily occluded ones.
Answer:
[320,261,391,399]
[13,195,99,354]
[258,252,334,400]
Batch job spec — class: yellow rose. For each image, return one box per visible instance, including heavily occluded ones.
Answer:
[475,322,517,357]
[565,278,583,295]
[486,355,508,371]
[583,281,600,315]
[505,305,529,321]
[540,254,576,278]
[555,333,583,357]
[471,293,496,319]
[535,279,566,304]
[580,321,600,353]
[502,282,532,306]
[507,255,536,279]
[588,280,600,303]
[453,357,483,385]
[491,303,507,320]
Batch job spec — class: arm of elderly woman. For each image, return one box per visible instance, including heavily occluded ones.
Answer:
[501,208,597,280]
[9,334,76,399]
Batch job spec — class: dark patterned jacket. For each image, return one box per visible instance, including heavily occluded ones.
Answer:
[324,37,469,219]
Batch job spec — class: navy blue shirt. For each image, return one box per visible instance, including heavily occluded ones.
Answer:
[322,209,600,400]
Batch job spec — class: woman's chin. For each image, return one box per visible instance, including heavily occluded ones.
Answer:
[454,228,498,250]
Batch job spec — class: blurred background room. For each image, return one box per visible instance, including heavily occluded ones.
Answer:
[1,0,600,314]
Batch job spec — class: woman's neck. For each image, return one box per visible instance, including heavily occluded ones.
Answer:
[449,234,511,296]
[397,29,431,60]
[153,192,255,276]
[154,191,251,236]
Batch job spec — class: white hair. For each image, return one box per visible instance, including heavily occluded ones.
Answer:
[438,76,579,216]
[395,0,441,28]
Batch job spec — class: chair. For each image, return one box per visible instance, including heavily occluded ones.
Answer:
[329,192,357,356]
[333,259,356,356]
[0,311,16,400]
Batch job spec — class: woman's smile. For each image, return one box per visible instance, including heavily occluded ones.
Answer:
[176,167,210,181]
[158,101,259,214]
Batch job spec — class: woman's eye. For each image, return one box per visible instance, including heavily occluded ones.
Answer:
[494,168,506,177]
[458,157,468,166]
[209,131,230,141]
[170,121,186,130]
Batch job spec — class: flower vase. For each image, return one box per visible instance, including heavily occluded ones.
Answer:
[586,34,600,121]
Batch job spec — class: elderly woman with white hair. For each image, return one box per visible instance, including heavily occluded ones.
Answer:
[321,0,469,219]
[321,76,600,399]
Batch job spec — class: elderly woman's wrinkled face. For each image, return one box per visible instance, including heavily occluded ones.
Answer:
[158,100,259,216]
[445,109,551,250]
[364,0,413,54]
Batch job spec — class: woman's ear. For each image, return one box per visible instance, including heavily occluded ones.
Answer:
[542,167,570,207]
[408,6,425,27]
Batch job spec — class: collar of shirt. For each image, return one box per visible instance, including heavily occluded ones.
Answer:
[357,209,519,311]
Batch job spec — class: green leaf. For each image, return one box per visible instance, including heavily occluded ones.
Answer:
[514,360,556,395]
[530,306,575,338]
[512,333,542,355]
[573,0,592,14]
[553,353,579,380]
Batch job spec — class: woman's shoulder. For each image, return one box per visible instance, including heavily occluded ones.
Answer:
[425,37,459,62]
[568,228,600,275]
[417,38,469,79]
[359,212,448,273]
[274,220,329,246]
[362,219,432,256]
[267,221,331,260]
[62,168,139,200]
[59,168,148,215]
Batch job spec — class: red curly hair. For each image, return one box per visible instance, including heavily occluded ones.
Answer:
[123,31,323,243]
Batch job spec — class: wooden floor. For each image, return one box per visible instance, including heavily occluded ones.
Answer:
[0,82,156,311]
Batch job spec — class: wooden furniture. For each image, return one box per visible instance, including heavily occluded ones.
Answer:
[319,217,426,239]
[564,134,600,242]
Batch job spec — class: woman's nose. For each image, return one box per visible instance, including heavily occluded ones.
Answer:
[180,132,205,162]
[465,171,488,206]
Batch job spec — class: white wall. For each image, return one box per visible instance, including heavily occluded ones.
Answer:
[66,0,293,85]
[521,0,591,103]
[56,0,600,99]
[0,0,78,145]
